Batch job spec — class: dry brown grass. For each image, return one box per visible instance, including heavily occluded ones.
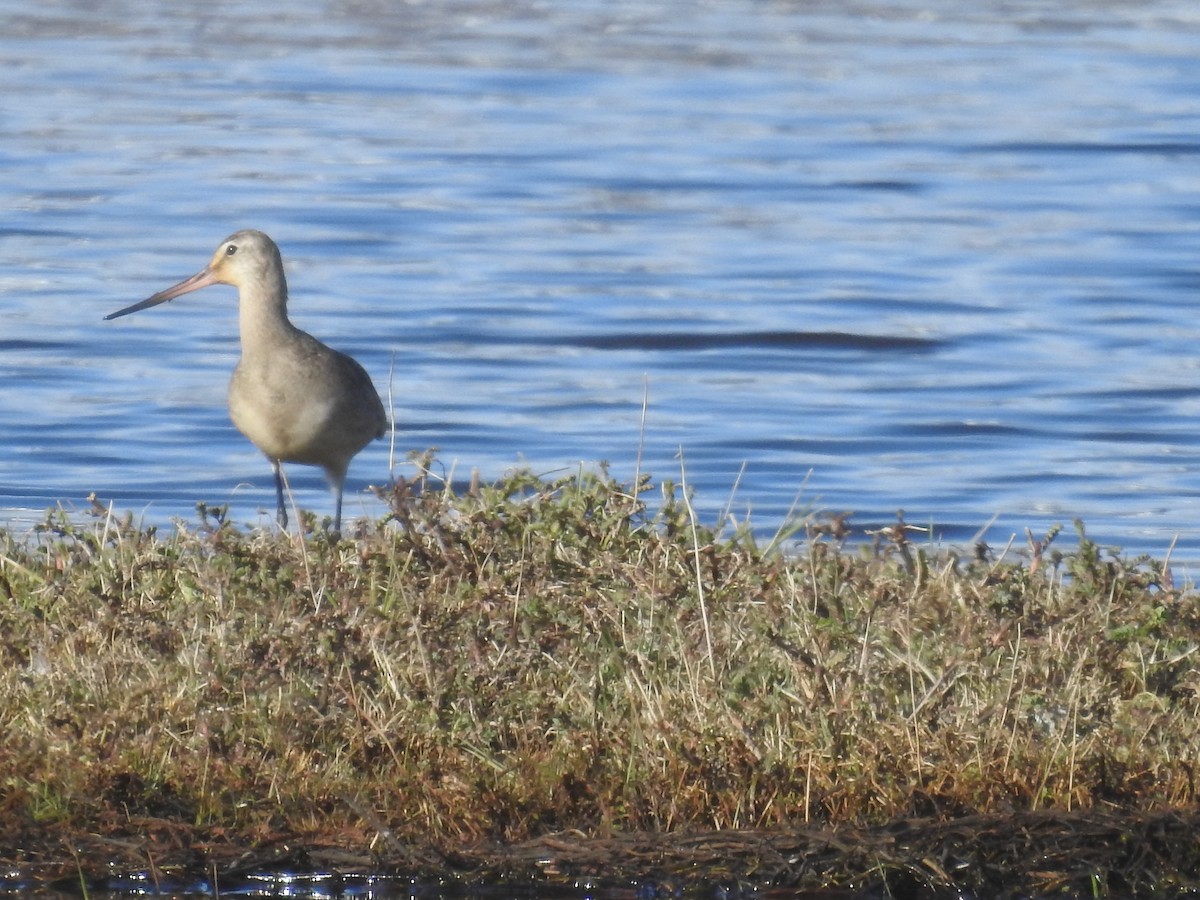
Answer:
[1,458,1198,894]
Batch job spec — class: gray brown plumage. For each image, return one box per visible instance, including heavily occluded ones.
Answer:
[107,230,387,532]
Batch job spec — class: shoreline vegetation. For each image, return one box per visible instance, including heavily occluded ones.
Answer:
[1,455,1198,897]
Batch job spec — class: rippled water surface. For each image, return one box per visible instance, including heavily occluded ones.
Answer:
[4,0,1200,565]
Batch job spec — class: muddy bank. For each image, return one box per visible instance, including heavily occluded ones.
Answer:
[4,808,1199,898]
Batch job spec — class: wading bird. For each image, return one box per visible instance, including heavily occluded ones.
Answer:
[107,230,388,533]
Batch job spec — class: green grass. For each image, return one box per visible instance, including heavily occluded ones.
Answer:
[0,454,1197,895]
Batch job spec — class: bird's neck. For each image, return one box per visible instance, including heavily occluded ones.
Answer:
[237,274,299,360]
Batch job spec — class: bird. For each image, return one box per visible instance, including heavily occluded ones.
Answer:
[106,229,388,534]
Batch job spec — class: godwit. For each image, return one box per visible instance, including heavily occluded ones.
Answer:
[106,230,388,533]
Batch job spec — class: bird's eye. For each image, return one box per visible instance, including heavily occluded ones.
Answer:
[226,244,238,256]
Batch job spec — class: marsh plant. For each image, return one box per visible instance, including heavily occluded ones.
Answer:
[0,457,1196,892]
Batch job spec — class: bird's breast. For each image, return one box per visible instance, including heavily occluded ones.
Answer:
[228,346,385,468]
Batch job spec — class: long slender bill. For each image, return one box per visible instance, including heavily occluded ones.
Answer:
[105,267,220,321]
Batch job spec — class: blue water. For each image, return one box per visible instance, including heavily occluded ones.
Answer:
[3,1,1200,567]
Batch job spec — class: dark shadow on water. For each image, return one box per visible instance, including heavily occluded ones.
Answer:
[550,331,943,353]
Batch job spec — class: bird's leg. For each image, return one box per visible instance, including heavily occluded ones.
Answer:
[326,465,347,535]
[273,459,288,529]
